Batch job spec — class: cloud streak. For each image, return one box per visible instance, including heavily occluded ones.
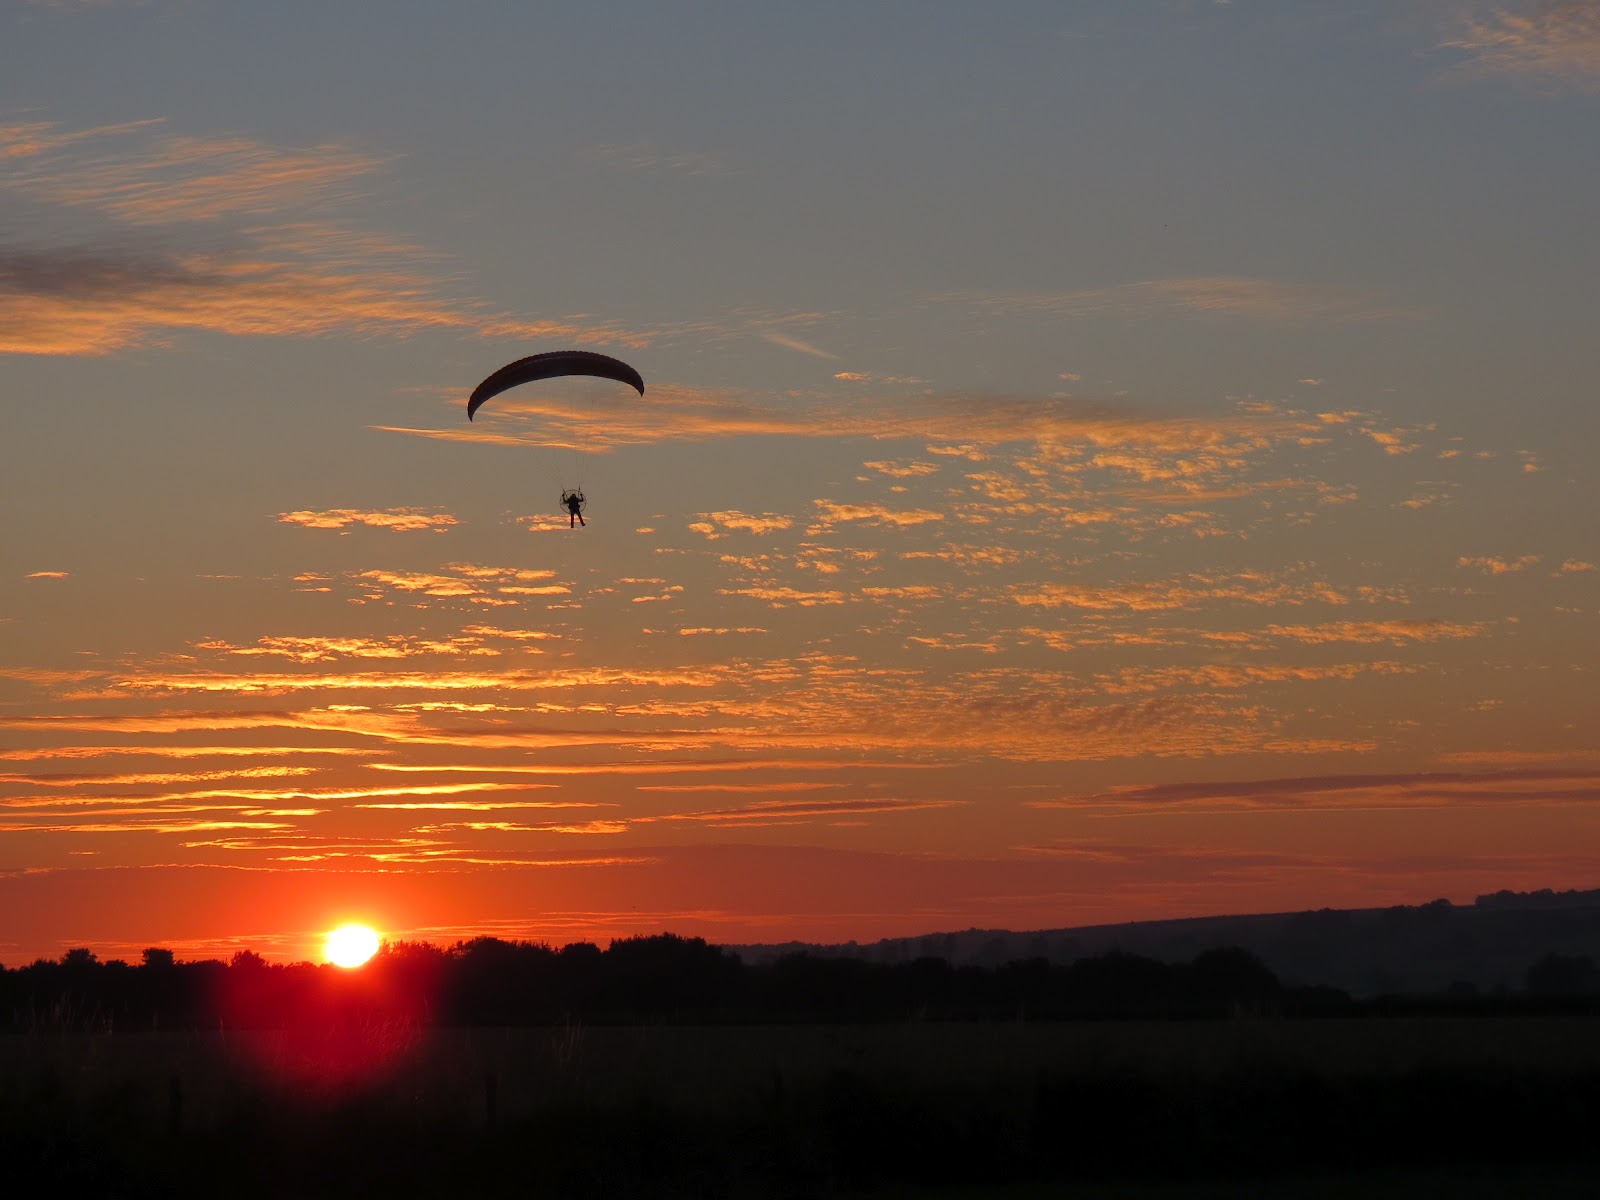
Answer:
[943,276,1427,325]
[1034,768,1600,813]
[0,122,650,355]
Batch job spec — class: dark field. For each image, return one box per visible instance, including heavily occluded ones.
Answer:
[7,1018,1600,1197]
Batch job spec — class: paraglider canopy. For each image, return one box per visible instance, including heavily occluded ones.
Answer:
[466,350,644,420]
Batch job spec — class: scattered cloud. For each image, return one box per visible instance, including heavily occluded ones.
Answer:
[863,460,940,479]
[1011,570,1348,614]
[193,633,513,662]
[811,499,944,528]
[1267,619,1486,645]
[277,508,458,533]
[1457,555,1540,574]
[688,511,795,538]
[720,585,847,607]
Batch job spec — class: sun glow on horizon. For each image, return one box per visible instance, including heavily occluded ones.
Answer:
[325,923,381,968]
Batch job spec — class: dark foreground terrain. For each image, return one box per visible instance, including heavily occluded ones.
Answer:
[6,1018,1600,1197]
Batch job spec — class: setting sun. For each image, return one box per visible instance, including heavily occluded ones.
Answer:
[325,923,381,968]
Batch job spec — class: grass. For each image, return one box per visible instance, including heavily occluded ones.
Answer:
[5,1017,1600,1197]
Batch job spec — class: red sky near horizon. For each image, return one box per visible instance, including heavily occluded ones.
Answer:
[4,2,1598,965]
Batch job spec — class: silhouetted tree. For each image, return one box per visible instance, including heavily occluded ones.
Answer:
[1525,952,1599,996]
[1183,946,1282,1016]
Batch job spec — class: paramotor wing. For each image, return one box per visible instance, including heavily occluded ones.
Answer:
[466,350,645,420]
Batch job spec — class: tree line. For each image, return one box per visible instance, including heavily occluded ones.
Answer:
[3,934,1595,1032]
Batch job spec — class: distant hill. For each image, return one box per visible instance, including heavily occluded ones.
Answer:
[723,886,1600,996]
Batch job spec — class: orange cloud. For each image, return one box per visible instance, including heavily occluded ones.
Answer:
[1267,619,1486,645]
[720,585,847,607]
[277,508,458,533]
[645,796,964,823]
[636,782,843,794]
[760,331,837,359]
[1457,555,1540,574]
[1011,571,1347,613]
[688,511,795,538]
[863,460,941,479]
[356,800,603,811]
[194,634,509,662]
[811,499,944,527]
[379,384,1321,461]
[0,744,372,763]
[0,819,296,835]
[1442,2,1600,87]
[1037,767,1600,813]
[349,563,570,604]
[1,122,648,356]
[416,819,631,835]
[905,636,1000,653]
[0,765,316,788]
[366,758,928,777]
[0,118,165,161]
[101,663,726,699]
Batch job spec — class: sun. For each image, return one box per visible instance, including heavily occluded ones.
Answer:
[325,923,381,968]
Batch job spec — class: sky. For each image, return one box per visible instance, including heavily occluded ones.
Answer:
[3,0,1598,965]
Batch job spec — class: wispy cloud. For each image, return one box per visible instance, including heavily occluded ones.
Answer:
[1441,2,1600,88]
[759,331,838,359]
[0,118,164,160]
[0,765,316,788]
[193,633,523,663]
[1034,768,1600,813]
[942,276,1426,325]
[0,744,372,765]
[1010,569,1349,614]
[1266,619,1486,645]
[0,121,650,355]
[366,758,928,777]
[636,781,844,794]
[584,141,732,176]
[8,132,383,223]
[379,384,1322,457]
[644,796,964,824]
